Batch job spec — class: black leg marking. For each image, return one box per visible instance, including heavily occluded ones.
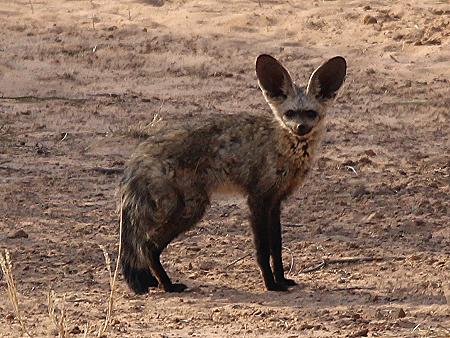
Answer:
[269,201,297,288]
[121,261,158,294]
[146,247,187,293]
[248,196,287,291]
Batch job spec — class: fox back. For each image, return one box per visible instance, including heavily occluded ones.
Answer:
[119,54,346,293]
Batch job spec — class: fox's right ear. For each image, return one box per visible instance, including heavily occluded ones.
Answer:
[306,56,346,103]
[256,54,294,101]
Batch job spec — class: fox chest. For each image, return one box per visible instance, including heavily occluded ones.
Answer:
[275,140,316,196]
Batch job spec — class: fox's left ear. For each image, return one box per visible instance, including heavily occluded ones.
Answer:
[306,56,346,103]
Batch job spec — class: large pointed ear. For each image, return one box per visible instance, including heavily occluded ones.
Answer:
[256,54,294,100]
[306,56,346,103]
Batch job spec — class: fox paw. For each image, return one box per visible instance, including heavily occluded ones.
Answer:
[164,283,188,293]
[266,283,289,292]
[277,277,297,287]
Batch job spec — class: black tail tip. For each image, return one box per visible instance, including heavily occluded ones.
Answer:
[121,261,158,294]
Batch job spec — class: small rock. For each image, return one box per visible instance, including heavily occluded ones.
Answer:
[8,229,29,239]
[415,219,425,226]
[342,159,357,167]
[431,9,444,15]
[363,15,377,24]
[358,156,373,166]
[393,33,404,41]
[364,149,377,157]
[363,5,371,10]
[352,185,370,198]
[198,261,214,271]
[395,308,406,318]
[70,326,81,334]
[300,323,314,330]
[348,328,369,337]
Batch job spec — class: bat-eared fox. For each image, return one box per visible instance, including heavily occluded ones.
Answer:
[119,54,346,293]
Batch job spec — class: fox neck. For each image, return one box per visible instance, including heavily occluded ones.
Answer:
[275,117,325,164]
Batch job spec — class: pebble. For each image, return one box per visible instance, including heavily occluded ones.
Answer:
[395,308,406,319]
[7,229,29,239]
[70,326,82,334]
[348,328,369,337]
[363,15,377,24]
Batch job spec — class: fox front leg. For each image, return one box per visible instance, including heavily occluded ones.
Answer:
[248,196,287,291]
[269,201,297,287]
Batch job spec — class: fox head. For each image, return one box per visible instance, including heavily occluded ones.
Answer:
[256,54,346,138]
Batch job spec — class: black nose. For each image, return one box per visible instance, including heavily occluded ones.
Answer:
[297,124,312,135]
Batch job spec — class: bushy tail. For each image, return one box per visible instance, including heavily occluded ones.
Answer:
[119,199,158,294]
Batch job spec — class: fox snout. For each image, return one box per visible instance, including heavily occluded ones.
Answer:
[283,109,320,136]
[296,123,311,136]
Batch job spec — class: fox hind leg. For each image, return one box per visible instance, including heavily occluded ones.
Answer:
[145,187,209,292]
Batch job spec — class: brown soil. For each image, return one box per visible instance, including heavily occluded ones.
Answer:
[0,0,449,337]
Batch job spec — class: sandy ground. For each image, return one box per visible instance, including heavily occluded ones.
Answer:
[0,0,449,337]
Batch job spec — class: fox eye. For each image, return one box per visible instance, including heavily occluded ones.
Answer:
[284,110,296,118]
[305,110,318,119]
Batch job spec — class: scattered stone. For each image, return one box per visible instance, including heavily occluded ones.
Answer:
[395,308,406,319]
[358,156,373,166]
[198,261,214,271]
[363,15,377,24]
[431,9,444,15]
[70,326,81,334]
[415,219,425,226]
[300,323,315,330]
[352,185,370,198]
[7,229,29,239]
[364,149,377,157]
[348,328,369,337]
[393,33,404,41]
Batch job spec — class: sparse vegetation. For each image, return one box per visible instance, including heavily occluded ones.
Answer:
[0,251,32,337]
[0,206,122,337]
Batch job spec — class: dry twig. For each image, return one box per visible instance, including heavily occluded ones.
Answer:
[389,54,400,63]
[330,286,375,292]
[0,95,87,103]
[97,202,123,337]
[300,256,405,273]
[225,253,252,269]
[283,246,295,275]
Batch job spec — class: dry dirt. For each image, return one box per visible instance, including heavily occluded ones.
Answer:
[0,0,449,337]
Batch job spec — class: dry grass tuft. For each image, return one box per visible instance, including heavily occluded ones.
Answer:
[48,290,67,338]
[0,250,32,337]
[124,113,163,139]
[96,201,123,337]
